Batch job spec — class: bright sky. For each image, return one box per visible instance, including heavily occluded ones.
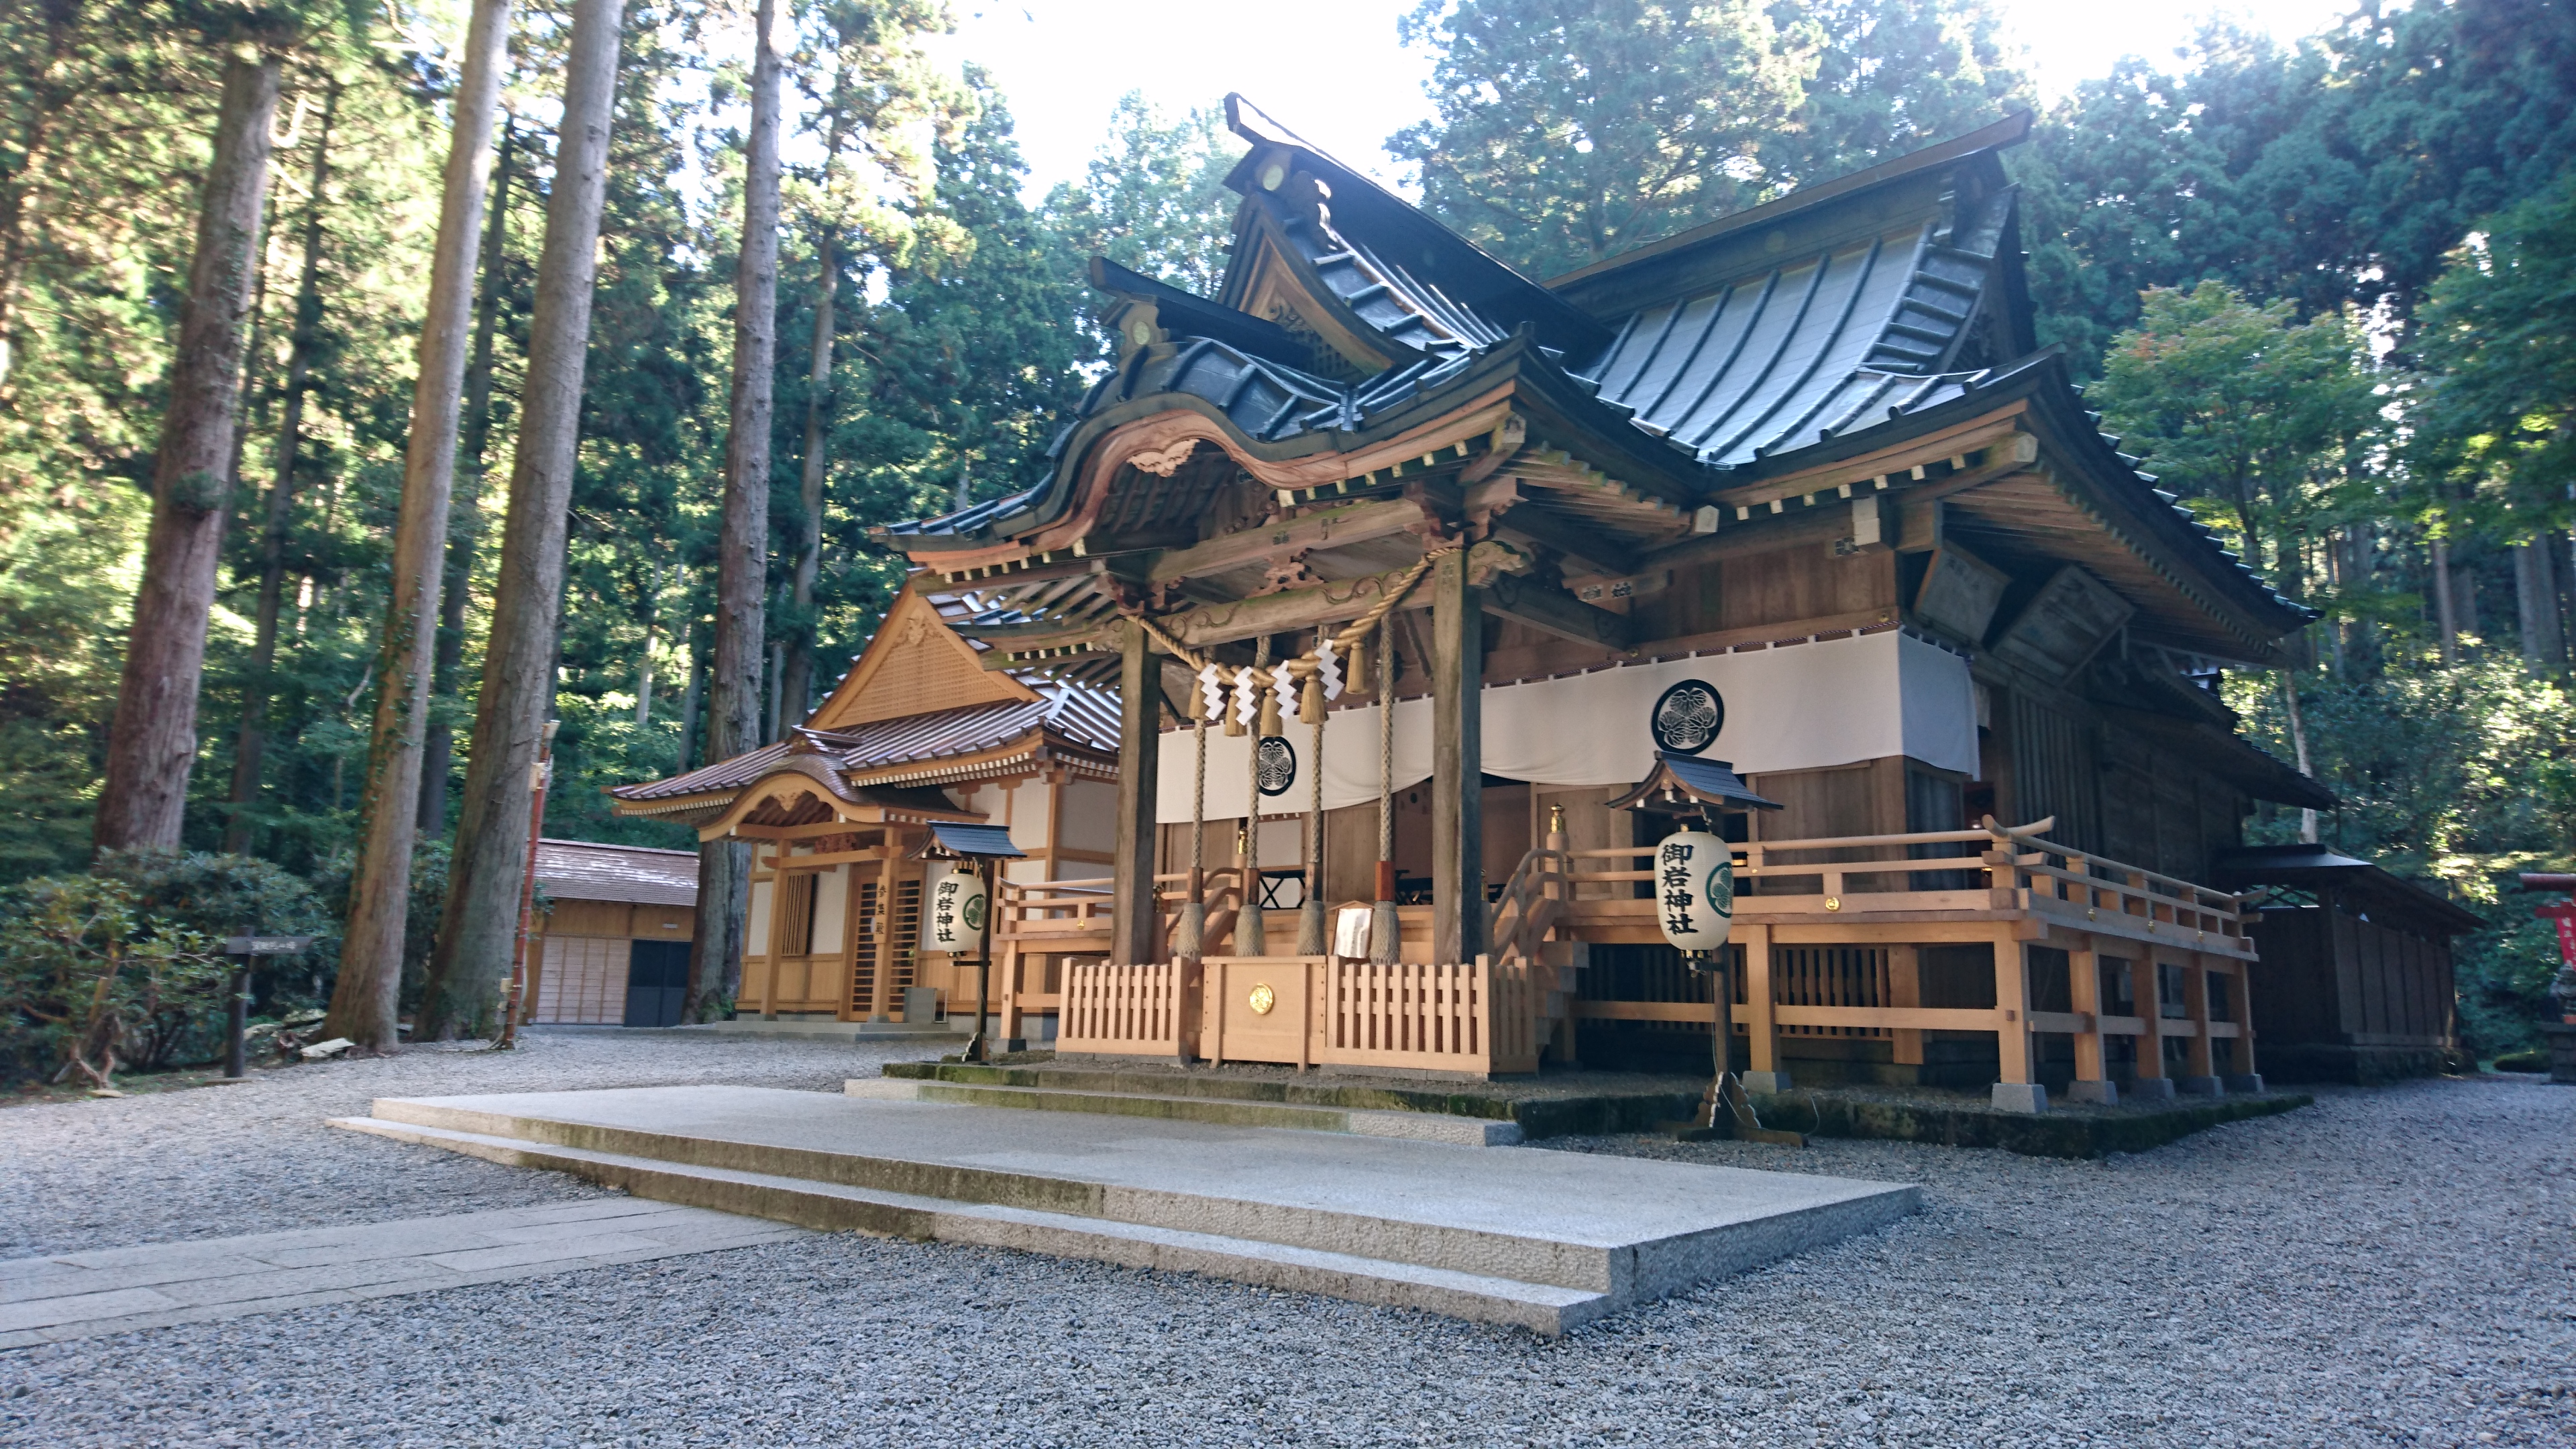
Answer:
[930,0,2361,199]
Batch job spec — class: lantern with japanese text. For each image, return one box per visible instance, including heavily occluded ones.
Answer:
[1654,830,1734,956]
[929,862,988,958]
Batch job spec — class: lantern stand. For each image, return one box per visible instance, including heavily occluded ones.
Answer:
[1604,753,1805,1144]
[914,822,1027,1064]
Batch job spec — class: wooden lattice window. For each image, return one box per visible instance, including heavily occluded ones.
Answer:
[849,876,925,1018]
[777,873,818,957]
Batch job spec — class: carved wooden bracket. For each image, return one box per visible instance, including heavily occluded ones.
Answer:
[1128,438,1199,477]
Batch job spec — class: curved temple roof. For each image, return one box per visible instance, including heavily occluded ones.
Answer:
[877,99,2310,652]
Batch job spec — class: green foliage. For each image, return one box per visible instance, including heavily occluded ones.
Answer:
[2090,280,2379,586]
[1391,0,1813,278]
[1043,91,1240,297]
[2234,649,2576,1055]
[2412,169,2576,540]
[0,871,227,1085]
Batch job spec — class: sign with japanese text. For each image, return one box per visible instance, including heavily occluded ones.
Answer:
[1654,830,1735,955]
[930,866,987,958]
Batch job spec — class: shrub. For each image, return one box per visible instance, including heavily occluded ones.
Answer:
[0,873,226,1086]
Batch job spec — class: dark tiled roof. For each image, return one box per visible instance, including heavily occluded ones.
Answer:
[611,676,1120,805]
[880,101,2310,641]
[1579,209,2006,467]
[533,838,698,906]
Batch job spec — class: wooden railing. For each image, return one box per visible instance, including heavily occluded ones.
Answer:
[1057,959,1195,1059]
[1548,820,2253,956]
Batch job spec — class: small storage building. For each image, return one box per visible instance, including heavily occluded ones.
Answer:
[524,838,700,1028]
[2214,845,2482,1083]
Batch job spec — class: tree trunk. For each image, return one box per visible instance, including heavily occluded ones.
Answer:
[2514,539,2567,673]
[636,560,661,724]
[93,54,282,854]
[775,231,835,727]
[420,114,518,836]
[2279,667,2317,845]
[327,0,515,1053]
[685,0,784,1023]
[222,77,338,856]
[775,83,851,730]
[674,621,705,771]
[2431,535,2459,665]
[417,0,627,1040]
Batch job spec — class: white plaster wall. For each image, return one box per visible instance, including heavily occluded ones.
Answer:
[1058,780,1118,853]
[810,865,847,955]
[745,878,773,956]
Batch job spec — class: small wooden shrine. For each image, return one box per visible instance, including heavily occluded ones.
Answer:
[2214,845,2482,1083]
[647,101,2346,1108]
[609,588,1122,1028]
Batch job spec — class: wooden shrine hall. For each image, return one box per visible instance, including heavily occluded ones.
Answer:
[610,589,1124,1030]
[659,101,2339,1110]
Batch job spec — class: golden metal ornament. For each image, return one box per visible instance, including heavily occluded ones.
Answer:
[1247,982,1277,1016]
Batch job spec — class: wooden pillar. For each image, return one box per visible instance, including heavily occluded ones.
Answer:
[1992,928,2032,1085]
[1888,944,1924,1068]
[1430,549,1483,966]
[2065,938,2113,1103]
[2183,953,2218,1084]
[758,846,785,1019]
[1738,922,1782,1088]
[1111,621,1163,965]
[869,839,898,1022]
[2133,952,2168,1092]
[2233,958,2261,1078]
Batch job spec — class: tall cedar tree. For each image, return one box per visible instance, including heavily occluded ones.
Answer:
[417,0,627,1039]
[326,0,513,1051]
[687,0,785,1021]
[92,28,294,851]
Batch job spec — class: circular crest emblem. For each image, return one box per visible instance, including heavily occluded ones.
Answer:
[1705,856,1735,920]
[1248,982,1277,1016]
[1650,680,1725,754]
[961,894,986,932]
[1255,735,1297,797]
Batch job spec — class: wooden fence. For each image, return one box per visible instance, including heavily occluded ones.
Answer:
[1055,959,1195,1059]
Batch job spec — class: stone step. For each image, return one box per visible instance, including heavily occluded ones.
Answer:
[847,1078,1523,1146]
[329,1116,1606,1332]
[334,1085,1917,1332]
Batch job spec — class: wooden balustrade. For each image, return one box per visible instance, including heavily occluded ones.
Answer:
[1550,822,2253,957]
[1056,959,1195,1059]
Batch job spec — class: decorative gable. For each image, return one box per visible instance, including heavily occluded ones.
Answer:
[804,589,1036,732]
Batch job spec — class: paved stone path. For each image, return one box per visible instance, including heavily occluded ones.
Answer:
[0,1197,804,1350]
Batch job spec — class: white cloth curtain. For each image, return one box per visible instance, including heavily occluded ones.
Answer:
[1155,629,1977,824]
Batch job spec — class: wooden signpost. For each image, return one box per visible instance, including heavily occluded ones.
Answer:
[218,935,315,1077]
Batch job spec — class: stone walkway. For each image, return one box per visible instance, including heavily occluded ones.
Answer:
[0,1197,803,1350]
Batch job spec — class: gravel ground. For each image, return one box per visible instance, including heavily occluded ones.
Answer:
[0,1028,928,1257]
[3,1035,2572,1447]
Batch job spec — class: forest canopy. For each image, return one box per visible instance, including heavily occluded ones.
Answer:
[2,0,2571,1060]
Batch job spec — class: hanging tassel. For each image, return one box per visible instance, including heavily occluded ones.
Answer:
[1299,676,1325,725]
[1256,681,1282,738]
[1235,823,1267,956]
[1344,636,1368,694]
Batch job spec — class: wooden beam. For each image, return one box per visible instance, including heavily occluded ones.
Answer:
[1479,568,1636,650]
[1111,624,1161,963]
[1146,498,1422,584]
[1431,547,1483,965]
[1161,539,1532,649]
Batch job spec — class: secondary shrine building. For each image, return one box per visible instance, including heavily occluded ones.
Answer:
[622,101,2363,1108]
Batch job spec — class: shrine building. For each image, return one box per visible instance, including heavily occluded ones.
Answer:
[616,100,2372,1108]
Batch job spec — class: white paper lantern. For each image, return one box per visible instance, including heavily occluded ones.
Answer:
[928,865,988,957]
[1653,830,1735,955]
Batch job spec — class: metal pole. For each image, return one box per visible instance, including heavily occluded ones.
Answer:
[225,957,250,1078]
[499,720,555,1049]
[973,857,994,1062]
